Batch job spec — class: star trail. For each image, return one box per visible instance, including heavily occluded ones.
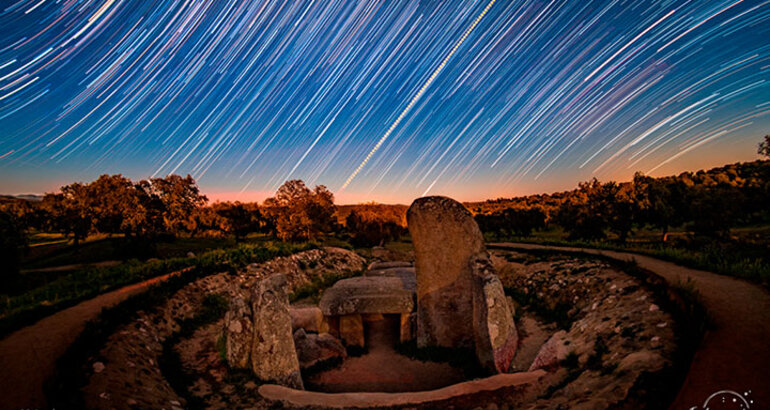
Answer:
[1,0,769,203]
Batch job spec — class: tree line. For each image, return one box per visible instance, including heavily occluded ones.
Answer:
[471,136,770,242]
[0,175,406,281]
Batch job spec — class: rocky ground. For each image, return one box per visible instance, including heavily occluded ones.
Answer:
[80,247,678,409]
[491,250,678,409]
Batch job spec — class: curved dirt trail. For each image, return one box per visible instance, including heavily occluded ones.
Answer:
[0,268,187,410]
[492,242,770,410]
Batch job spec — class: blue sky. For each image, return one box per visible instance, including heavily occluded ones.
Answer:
[1,0,769,203]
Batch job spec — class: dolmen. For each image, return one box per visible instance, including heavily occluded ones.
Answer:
[319,261,416,347]
[224,195,518,393]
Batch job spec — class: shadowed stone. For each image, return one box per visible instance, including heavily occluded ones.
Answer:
[290,306,323,333]
[250,274,303,389]
[293,329,347,370]
[407,196,486,349]
[339,314,365,348]
[224,295,253,369]
[529,331,569,371]
[472,254,518,373]
[368,261,413,270]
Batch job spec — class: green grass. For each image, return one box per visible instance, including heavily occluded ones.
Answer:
[21,233,275,270]
[0,241,313,338]
[490,225,770,284]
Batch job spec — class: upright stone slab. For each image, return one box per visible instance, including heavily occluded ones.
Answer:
[407,196,485,348]
[250,274,303,389]
[471,254,518,373]
[223,295,253,369]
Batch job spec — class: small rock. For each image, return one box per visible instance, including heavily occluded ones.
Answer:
[186,251,196,258]
[93,362,105,373]
[649,304,659,312]
[650,336,662,348]
[127,398,137,406]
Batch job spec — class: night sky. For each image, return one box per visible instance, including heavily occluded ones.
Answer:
[1,0,769,204]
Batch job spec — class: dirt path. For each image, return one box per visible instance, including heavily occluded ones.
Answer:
[491,242,770,410]
[0,268,187,410]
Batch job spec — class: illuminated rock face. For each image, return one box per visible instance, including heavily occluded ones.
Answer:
[471,254,518,373]
[319,268,417,347]
[224,295,253,369]
[408,196,517,373]
[407,196,486,349]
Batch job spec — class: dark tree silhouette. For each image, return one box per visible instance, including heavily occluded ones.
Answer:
[759,134,770,158]
[0,210,27,293]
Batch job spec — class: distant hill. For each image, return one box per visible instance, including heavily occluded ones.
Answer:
[0,194,43,202]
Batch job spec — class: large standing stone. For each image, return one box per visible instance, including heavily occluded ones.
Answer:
[472,254,518,373]
[250,274,303,389]
[223,295,253,369]
[407,196,485,349]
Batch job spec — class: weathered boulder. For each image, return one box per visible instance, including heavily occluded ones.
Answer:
[529,330,569,371]
[250,274,303,389]
[472,254,518,373]
[290,306,323,333]
[319,276,414,316]
[407,196,486,349]
[224,295,253,369]
[293,329,347,369]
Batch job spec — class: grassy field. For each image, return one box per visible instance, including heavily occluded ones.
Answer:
[1,241,313,338]
[487,224,770,285]
[20,232,277,270]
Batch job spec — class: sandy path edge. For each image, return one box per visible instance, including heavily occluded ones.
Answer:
[0,269,186,410]
[491,242,770,410]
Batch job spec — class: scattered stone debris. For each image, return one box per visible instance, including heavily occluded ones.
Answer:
[491,250,677,408]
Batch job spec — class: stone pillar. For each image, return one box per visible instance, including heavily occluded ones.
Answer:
[407,196,485,349]
[250,274,303,389]
[471,254,518,373]
[223,295,253,369]
[400,313,415,343]
[339,314,365,348]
